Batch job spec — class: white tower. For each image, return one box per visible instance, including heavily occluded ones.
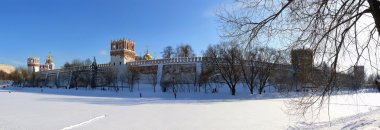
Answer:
[27,57,40,73]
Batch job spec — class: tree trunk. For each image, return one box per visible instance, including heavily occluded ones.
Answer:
[204,84,207,94]
[368,0,380,35]
[258,87,263,95]
[231,86,236,96]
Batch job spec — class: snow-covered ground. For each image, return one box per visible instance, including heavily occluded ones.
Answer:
[0,86,379,130]
[292,107,380,130]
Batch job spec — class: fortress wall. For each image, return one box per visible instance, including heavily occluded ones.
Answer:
[134,65,158,84]
[161,64,197,84]
[32,57,298,89]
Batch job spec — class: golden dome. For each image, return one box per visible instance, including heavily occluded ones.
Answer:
[144,50,153,60]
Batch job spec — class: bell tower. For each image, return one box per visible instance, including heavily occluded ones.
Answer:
[44,54,55,70]
[110,38,136,66]
[27,57,40,73]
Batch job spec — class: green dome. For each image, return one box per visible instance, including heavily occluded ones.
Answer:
[46,55,54,64]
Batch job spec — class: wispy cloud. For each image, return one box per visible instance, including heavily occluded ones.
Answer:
[99,50,108,56]
[202,8,216,18]
[0,57,24,67]
[202,0,235,19]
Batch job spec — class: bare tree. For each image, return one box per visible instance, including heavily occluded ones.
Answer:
[9,67,29,86]
[83,71,92,88]
[199,66,217,93]
[70,71,80,88]
[119,72,127,91]
[61,58,96,88]
[219,0,380,116]
[71,59,84,66]
[240,47,260,95]
[84,58,92,66]
[102,67,117,88]
[205,42,243,95]
[160,80,172,92]
[150,69,158,93]
[375,75,380,92]
[256,47,281,94]
[366,73,377,85]
[162,46,175,58]
[127,66,139,92]
[91,57,98,89]
[176,44,195,58]
[27,72,37,87]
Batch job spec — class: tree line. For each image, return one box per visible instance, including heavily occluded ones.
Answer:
[202,42,287,95]
[0,67,29,86]
[161,44,195,58]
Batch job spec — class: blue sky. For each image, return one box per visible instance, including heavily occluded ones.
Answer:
[0,0,231,68]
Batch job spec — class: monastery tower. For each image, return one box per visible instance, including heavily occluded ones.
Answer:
[42,54,55,71]
[27,57,40,73]
[110,38,136,66]
[27,54,55,73]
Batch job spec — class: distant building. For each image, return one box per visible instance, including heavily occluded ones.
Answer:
[350,65,365,87]
[0,64,15,74]
[291,49,313,72]
[351,65,365,77]
[40,54,55,71]
[291,48,313,84]
[27,57,40,73]
[27,54,55,73]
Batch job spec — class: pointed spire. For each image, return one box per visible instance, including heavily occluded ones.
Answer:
[93,56,97,63]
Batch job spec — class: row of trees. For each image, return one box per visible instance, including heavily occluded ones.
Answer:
[63,58,93,69]
[217,0,380,116]
[161,44,195,58]
[203,42,287,95]
[96,65,156,93]
[64,61,143,92]
[0,68,29,85]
